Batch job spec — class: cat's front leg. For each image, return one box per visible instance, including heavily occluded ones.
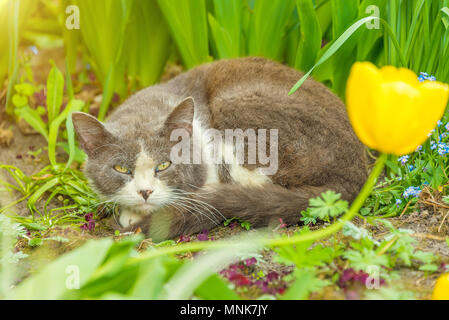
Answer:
[119,208,142,227]
[122,206,218,242]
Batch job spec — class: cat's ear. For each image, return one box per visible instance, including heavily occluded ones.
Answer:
[165,97,195,134]
[72,112,111,157]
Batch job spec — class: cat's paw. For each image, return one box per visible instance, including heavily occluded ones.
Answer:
[119,208,142,227]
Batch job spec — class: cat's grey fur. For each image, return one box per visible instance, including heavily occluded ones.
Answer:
[72,57,368,241]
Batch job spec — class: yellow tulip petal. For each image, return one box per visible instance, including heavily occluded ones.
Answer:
[346,62,382,150]
[380,66,419,87]
[432,273,449,300]
[346,62,449,156]
[376,81,422,155]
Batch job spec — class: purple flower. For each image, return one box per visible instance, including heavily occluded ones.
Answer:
[84,212,94,221]
[197,229,209,241]
[338,268,385,289]
[179,235,190,242]
[266,271,280,282]
[398,155,409,165]
[244,257,257,267]
[81,220,95,231]
[402,186,421,198]
[34,89,46,107]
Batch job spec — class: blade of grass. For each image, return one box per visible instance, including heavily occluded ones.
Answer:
[5,0,20,115]
[48,99,85,167]
[15,106,48,140]
[46,64,64,125]
[208,0,242,59]
[157,0,210,69]
[248,0,296,61]
[294,0,322,71]
[289,16,406,95]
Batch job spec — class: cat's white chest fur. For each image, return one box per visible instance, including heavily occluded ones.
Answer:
[194,119,272,188]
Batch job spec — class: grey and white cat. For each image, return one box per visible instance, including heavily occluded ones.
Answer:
[72,57,367,241]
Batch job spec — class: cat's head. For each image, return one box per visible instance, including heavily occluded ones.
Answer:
[72,97,207,213]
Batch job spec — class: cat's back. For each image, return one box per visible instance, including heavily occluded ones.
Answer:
[198,58,357,145]
[196,57,367,192]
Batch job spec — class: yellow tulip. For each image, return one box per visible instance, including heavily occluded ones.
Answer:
[346,62,449,155]
[432,273,449,300]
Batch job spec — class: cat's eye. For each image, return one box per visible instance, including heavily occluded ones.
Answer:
[155,161,171,173]
[113,165,132,175]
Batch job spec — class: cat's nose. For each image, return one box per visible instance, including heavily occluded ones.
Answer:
[138,189,153,201]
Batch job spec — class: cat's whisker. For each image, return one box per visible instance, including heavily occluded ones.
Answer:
[176,195,225,221]
[170,197,220,224]
[166,201,197,225]
[169,197,220,226]
[170,196,222,225]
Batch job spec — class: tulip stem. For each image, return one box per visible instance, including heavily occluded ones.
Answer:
[266,152,387,247]
[139,154,388,260]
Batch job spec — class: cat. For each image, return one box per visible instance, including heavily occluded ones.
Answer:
[72,57,368,241]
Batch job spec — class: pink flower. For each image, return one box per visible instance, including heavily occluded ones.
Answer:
[244,257,257,267]
[179,235,190,242]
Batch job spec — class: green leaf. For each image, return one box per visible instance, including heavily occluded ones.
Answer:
[14,83,34,96]
[295,0,322,71]
[195,274,240,300]
[308,190,348,220]
[343,248,390,272]
[28,238,43,247]
[12,94,28,107]
[15,106,48,140]
[10,239,113,299]
[157,0,210,69]
[248,0,296,61]
[65,113,76,170]
[46,65,64,124]
[128,258,168,299]
[288,15,405,95]
[282,269,329,300]
[21,222,48,231]
[419,264,438,272]
[48,99,85,166]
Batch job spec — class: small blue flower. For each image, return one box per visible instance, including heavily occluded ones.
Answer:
[428,129,436,137]
[418,72,436,82]
[415,145,422,152]
[408,165,414,171]
[438,120,443,127]
[446,123,449,131]
[398,155,409,165]
[403,186,421,198]
[431,141,437,150]
[396,199,402,206]
[438,142,449,156]
[29,45,39,55]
